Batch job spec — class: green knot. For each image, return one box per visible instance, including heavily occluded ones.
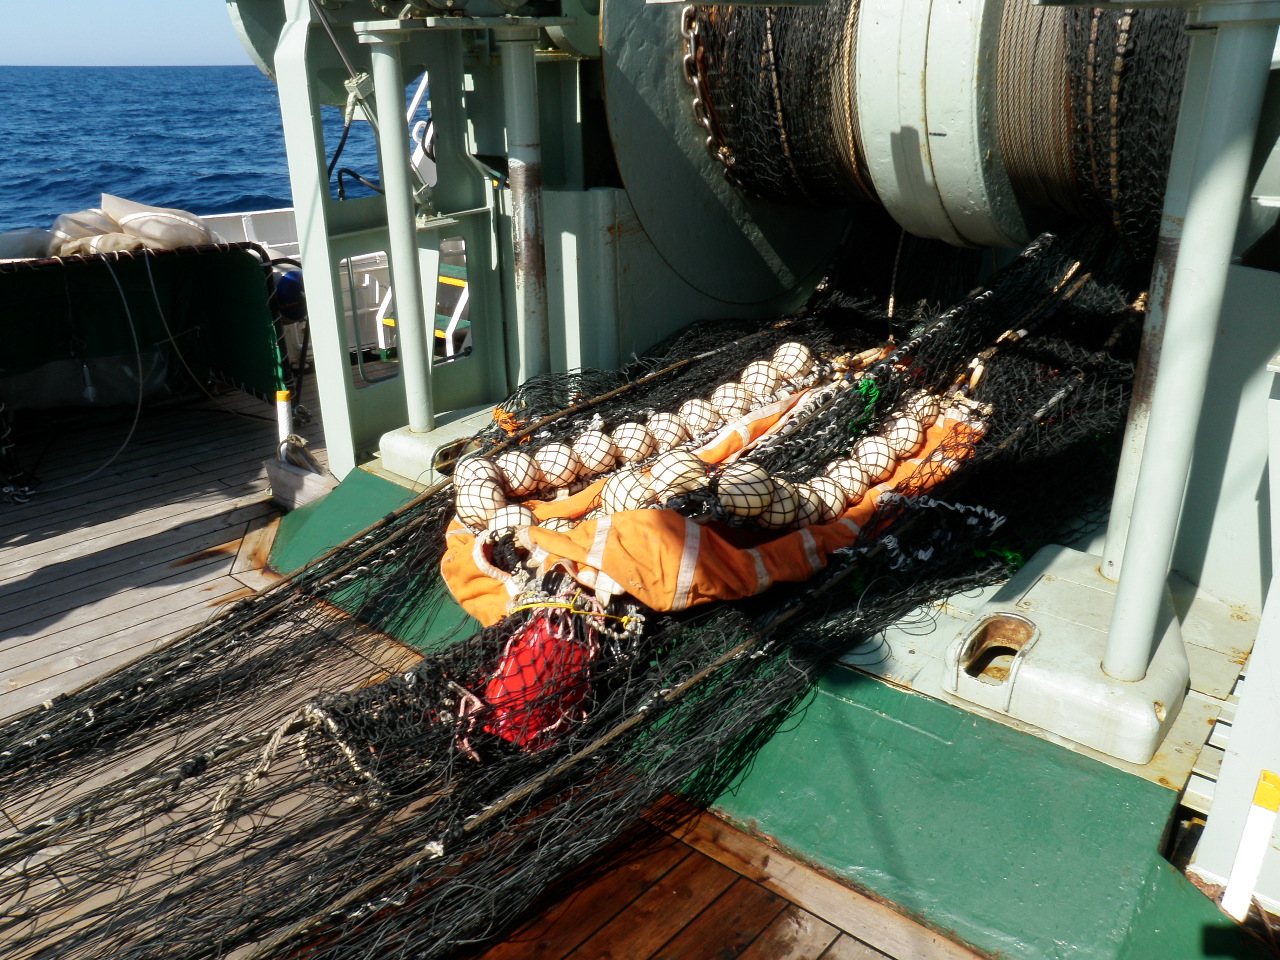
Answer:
[974,543,1025,570]
[849,377,881,432]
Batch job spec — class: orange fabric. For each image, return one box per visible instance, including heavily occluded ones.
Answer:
[441,409,983,626]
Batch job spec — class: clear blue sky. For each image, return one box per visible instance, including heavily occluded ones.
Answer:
[0,1,253,67]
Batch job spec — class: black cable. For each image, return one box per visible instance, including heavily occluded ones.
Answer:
[292,320,313,414]
[337,168,385,200]
[327,116,353,184]
[40,257,146,493]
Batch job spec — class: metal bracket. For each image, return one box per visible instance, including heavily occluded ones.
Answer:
[354,17,575,35]
[416,205,490,231]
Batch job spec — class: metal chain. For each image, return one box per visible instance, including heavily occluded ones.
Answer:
[681,6,737,181]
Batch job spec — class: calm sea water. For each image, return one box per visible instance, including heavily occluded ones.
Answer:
[0,65,383,233]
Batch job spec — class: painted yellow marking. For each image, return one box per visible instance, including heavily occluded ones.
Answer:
[275,390,291,402]
[439,276,467,287]
[383,318,396,327]
[1254,770,1280,812]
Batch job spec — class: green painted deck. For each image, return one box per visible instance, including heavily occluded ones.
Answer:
[712,667,1269,960]
[269,466,418,575]
[269,466,476,652]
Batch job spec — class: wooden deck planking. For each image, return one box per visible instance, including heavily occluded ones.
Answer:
[564,851,739,960]
[736,907,842,960]
[0,434,290,537]
[0,490,271,589]
[0,379,327,722]
[475,825,694,960]
[0,565,255,686]
[660,811,983,960]
[819,935,896,960]
[0,430,286,528]
[0,467,264,549]
[0,578,246,720]
[459,810,921,960]
[3,419,281,505]
[647,876,786,960]
[0,541,243,641]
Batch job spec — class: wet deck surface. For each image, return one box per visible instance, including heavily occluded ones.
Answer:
[0,384,326,722]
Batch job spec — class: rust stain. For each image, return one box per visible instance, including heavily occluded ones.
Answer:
[606,217,645,241]
[1228,604,1253,623]
[1157,776,1173,788]
[1187,872,1224,900]
[1129,235,1179,416]
[983,664,1010,683]
[171,543,236,567]
[243,518,280,572]
[207,586,254,607]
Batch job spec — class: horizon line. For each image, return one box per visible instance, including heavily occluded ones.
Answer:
[0,62,256,68]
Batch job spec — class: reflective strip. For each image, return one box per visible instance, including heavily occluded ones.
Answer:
[595,570,623,604]
[672,521,702,610]
[586,513,612,572]
[800,528,822,574]
[472,537,510,583]
[748,547,770,592]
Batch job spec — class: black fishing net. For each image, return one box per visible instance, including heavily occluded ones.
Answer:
[0,227,1142,960]
[690,2,1187,253]
[1066,6,1189,254]
[693,1,872,205]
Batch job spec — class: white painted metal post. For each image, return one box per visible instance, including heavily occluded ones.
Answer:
[1191,352,1280,909]
[276,389,293,446]
[498,28,551,382]
[275,0,363,478]
[366,33,435,433]
[1101,24,1216,582]
[1104,12,1279,682]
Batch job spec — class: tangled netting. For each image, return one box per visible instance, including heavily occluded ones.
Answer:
[0,227,1143,960]
[690,1,1187,253]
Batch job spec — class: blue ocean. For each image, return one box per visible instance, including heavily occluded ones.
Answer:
[0,65,383,233]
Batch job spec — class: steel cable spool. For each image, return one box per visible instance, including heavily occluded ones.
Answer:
[688,0,1189,253]
[833,0,876,203]
[997,0,1083,221]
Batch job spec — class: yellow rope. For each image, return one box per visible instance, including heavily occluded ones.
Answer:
[509,598,636,630]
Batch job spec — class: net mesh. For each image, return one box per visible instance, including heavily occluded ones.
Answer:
[0,226,1143,959]
[690,2,1188,254]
